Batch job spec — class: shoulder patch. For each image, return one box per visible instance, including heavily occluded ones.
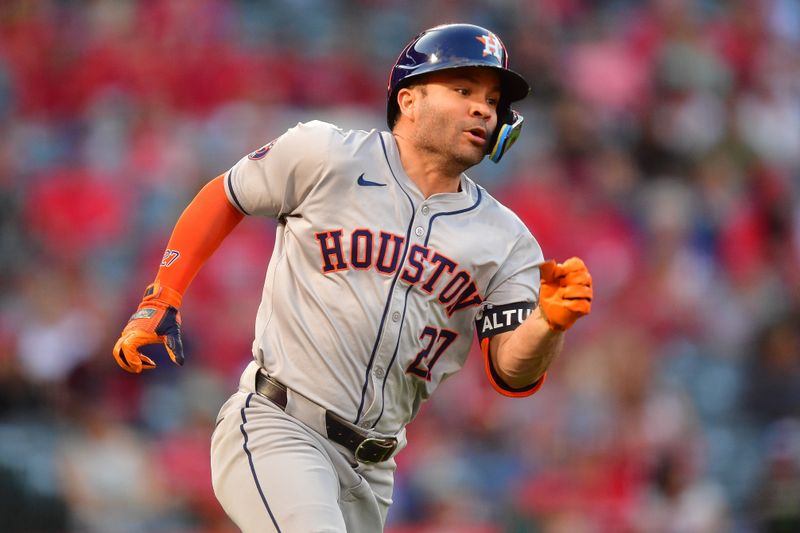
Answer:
[248,139,276,160]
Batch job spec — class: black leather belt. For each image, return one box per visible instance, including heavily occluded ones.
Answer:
[255,370,398,464]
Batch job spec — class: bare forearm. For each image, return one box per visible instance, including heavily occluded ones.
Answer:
[490,307,564,389]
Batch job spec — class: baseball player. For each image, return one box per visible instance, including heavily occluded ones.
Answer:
[113,23,592,532]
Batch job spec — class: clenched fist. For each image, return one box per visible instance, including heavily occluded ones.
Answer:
[538,257,592,331]
[113,282,185,373]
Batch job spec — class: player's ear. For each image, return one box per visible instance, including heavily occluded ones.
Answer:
[396,87,417,122]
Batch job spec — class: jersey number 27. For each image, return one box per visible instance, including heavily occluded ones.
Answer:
[406,326,458,381]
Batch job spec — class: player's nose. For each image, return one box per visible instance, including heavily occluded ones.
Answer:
[469,94,498,128]
[470,99,493,120]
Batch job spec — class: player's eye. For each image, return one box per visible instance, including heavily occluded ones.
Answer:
[455,88,469,96]
[487,97,499,107]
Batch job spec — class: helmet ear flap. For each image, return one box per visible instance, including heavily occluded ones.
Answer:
[488,108,524,163]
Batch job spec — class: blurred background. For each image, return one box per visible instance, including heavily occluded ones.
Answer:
[1,0,799,531]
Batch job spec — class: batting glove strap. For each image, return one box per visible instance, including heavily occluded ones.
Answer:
[142,281,182,308]
[538,257,593,332]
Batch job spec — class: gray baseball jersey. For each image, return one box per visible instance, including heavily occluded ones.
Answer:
[211,120,543,532]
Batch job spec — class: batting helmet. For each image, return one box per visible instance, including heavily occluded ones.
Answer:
[387,23,530,162]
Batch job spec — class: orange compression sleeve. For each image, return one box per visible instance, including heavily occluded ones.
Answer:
[154,175,244,294]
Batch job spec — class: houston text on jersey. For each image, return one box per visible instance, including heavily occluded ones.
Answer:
[314,228,483,316]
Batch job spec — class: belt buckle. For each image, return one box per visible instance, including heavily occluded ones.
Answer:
[354,437,397,464]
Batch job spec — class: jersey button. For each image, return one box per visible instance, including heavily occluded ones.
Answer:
[391,311,401,322]
[421,206,430,216]
[415,226,424,236]
[373,366,385,378]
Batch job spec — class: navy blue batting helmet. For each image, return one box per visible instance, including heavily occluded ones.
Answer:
[386,23,530,162]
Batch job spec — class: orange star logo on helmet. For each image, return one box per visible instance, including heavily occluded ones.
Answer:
[476,33,503,62]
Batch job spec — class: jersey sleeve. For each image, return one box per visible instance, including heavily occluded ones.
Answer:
[482,230,544,309]
[476,229,546,398]
[224,120,336,218]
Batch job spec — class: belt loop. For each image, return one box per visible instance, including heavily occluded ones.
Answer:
[284,388,328,438]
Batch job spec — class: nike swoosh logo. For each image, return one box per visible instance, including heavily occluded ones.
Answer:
[357,173,386,187]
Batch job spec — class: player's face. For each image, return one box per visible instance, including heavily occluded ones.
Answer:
[411,68,501,169]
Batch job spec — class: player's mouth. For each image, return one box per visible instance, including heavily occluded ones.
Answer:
[464,126,487,146]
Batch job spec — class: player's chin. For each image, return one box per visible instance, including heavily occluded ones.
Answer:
[450,154,485,172]
[455,144,488,167]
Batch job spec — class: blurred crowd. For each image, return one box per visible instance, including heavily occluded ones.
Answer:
[1,0,799,531]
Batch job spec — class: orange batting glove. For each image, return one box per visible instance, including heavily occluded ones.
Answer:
[538,257,593,332]
[113,282,185,373]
